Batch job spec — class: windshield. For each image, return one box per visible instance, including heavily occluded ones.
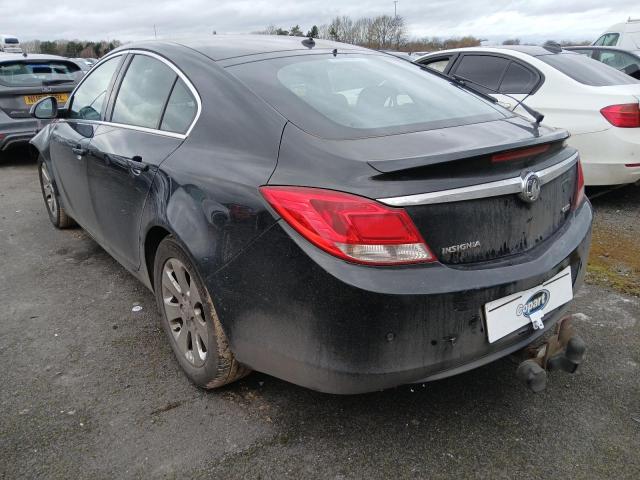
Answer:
[0,60,81,87]
[4,38,19,44]
[228,54,507,139]
[538,52,639,86]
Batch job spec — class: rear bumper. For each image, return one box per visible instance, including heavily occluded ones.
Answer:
[571,128,640,185]
[210,201,593,394]
[0,116,39,151]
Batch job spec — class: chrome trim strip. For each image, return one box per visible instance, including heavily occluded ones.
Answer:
[378,152,578,207]
[59,119,187,140]
[63,49,202,140]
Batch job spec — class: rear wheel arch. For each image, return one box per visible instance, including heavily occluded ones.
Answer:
[144,225,172,290]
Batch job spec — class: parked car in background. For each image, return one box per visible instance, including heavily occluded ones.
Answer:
[29,36,591,394]
[0,54,82,152]
[69,57,97,72]
[0,34,22,53]
[565,46,640,79]
[416,46,640,186]
[592,18,640,52]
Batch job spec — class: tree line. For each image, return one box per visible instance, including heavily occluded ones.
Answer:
[256,15,485,52]
[20,39,122,58]
[257,15,594,52]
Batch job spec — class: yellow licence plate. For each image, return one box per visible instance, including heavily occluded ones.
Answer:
[24,93,69,106]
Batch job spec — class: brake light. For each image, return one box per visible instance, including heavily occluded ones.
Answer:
[600,103,640,128]
[491,144,550,163]
[572,160,586,210]
[260,186,435,265]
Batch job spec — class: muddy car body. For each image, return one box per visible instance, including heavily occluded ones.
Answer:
[30,36,592,394]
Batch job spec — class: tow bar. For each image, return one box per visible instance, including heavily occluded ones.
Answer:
[515,315,586,393]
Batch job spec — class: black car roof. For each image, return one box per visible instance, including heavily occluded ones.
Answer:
[118,35,369,62]
[564,45,640,56]
[497,45,570,56]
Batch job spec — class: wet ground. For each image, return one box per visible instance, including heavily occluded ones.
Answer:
[1,149,639,479]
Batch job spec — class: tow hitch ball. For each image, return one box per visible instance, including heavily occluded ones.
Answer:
[515,316,586,393]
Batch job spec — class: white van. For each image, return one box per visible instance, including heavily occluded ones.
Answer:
[0,35,22,53]
[593,18,640,52]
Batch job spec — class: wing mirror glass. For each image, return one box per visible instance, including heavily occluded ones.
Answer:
[30,96,58,119]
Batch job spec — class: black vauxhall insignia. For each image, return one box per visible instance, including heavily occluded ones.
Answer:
[29,36,592,394]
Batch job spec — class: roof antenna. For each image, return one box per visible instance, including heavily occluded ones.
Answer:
[332,48,338,57]
[301,37,315,48]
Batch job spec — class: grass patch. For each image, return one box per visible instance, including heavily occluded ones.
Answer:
[586,223,640,297]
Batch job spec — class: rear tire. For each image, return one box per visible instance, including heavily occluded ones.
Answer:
[38,157,75,229]
[153,236,250,389]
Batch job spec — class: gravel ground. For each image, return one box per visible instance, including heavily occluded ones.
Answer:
[1,149,639,479]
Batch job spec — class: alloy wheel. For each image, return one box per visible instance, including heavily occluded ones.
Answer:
[161,258,208,367]
[40,163,57,218]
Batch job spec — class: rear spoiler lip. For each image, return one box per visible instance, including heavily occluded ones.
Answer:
[378,151,579,207]
[367,129,570,174]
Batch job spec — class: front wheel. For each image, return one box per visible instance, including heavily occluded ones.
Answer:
[38,158,75,229]
[153,236,250,389]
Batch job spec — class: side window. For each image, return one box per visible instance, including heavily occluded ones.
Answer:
[160,78,198,134]
[499,62,539,94]
[111,55,176,129]
[69,56,121,120]
[453,55,510,92]
[421,56,452,73]
[599,51,637,70]
[594,33,620,46]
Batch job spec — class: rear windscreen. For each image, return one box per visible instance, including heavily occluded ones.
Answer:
[538,52,640,86]
[4,38,19,44]
[0,61,82,87]
[228,54,508,139]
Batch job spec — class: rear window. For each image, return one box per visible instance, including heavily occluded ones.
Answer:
[538,52,639,86]
[0,60,81,87]
[4,38,19,44]
[228,54,507,139]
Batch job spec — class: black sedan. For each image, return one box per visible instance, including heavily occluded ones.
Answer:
[30,36,592,394]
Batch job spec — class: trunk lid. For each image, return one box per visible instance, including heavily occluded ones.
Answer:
[273,117,578,266]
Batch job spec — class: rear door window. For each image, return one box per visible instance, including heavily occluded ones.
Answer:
[538,52,639,86]
[69,56,121,120]
[499,62,539,94]
[598,50,638,70]
[111,55,176,129]
[160,78,198,134]
[453,55,510,92]
[420,56,453,73]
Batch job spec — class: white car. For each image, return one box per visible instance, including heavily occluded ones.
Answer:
[416,46,640,185]
[593,18,640,53]
[0,34,22,54]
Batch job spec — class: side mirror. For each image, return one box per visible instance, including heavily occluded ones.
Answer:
[30,96,58,119]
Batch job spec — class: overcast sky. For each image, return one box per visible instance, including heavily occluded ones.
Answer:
[3,0,639,43]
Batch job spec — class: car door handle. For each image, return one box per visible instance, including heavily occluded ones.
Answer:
[72,146,87,156]
[129,155,149,173]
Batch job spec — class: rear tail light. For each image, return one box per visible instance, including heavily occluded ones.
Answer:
[260,186,435,265]
[600,103,640,128]
[572,159,586,210]
[491,143,550,163]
